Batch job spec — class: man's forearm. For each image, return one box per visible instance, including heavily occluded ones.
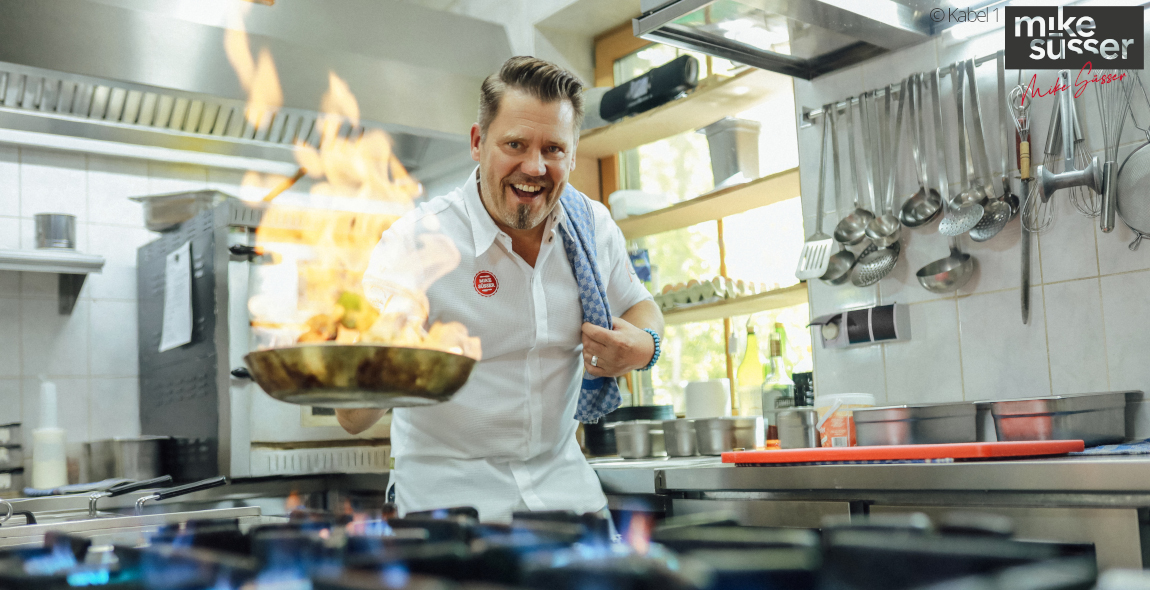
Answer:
[336,408,387,435]
[621,299,664,339]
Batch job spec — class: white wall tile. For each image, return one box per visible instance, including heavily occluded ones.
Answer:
[958,287,1051,401]
[89,300,138,377]
[0,217,18,250]
[0,146,17,217]
[0,271,17,298]
[812,342,887,403]
[88,156,147,226]
[86,224,155,301]
[20,298,89,378]
[20,271,63,300]
[146,162,208,195]
[884,299,964,404]
[0,299,18,378]
[89,378,139,440]
[1043,278,1109,395]
[20,377,88,445]
[0,379,19,425]
[1096,219,1150,276]
[956,224,1035,296]
[1035,194,1101,284]
[20,149,87,220]
[1101,270,1150,396]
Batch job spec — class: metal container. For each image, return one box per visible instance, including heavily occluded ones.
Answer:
[662,419,698,457]
[611,421,665,460]
[0,446,21,470]
[988,391,1130,447]
[854,403,977,446]
[86,436,170,480]
[34,214,76,249]
[694,417,764,455]
[777,408,821,449]
[129,190,234,232]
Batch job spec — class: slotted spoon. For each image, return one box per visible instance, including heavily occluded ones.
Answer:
[939,63,984,236]
[796,102,837,280]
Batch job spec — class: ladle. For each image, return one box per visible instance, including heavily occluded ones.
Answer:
[1037,70,1103,201]
[938,63,985,236]
[916,235,976,293]
[834,92,876,244]
[900,73,942,227]
[820,104,855,285]
[865,78,906,249]
[967,57,1012,242]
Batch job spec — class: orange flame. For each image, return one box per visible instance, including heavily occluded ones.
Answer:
[226,7,479,360]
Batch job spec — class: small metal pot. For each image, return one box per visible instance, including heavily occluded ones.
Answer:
[34,214,76,249]
[86,436,170,480]
[611,421,666,460]
[662,419,698,457]
[694,417,764,455]
[777,408,822,449]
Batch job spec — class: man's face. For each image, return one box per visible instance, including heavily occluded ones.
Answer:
[470,89,577,232]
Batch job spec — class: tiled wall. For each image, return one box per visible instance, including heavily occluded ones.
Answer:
[796,22,1150,405]
[0,146,275,460]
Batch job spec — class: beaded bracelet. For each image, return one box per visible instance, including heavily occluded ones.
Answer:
[640,328,661,371]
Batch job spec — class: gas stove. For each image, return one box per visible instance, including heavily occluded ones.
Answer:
[0,504,1103,590]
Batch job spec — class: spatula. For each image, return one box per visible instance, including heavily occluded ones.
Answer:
[796,103,836,280]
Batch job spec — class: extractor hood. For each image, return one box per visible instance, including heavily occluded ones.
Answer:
[634,0,936,80]
[0,0,509,182]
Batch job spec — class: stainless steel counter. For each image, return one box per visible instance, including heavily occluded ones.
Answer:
[590,455,1150,570]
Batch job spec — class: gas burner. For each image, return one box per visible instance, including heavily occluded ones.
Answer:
[0,509,1101,590]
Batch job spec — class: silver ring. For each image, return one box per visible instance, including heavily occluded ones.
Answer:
[591,355,598,367]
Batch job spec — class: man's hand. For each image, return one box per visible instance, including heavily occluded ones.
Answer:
[336,408,387,435]
[581,316,656,378]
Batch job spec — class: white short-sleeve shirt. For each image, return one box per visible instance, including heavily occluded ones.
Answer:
[362,168,653,522]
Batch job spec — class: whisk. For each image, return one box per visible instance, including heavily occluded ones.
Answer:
[1069,98,1100,218]
[1027,89,1060,232]
[1009,84,1037,230]
[1096,69,1134,232]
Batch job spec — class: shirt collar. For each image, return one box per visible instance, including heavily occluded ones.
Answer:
[463,167,571,254]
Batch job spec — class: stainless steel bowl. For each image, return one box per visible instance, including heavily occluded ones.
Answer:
[244,344,476,408]
[853,403,976,446]
[777,408,821,449]
[662,419,698,457]
[612,421,666,460]
[694,417,764,455]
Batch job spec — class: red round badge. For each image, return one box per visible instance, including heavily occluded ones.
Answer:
[474,271,498,297]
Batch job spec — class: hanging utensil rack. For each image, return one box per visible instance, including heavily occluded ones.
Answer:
[801,51,1002,126]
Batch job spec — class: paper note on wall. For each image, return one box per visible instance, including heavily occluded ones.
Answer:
[159,241,193,352]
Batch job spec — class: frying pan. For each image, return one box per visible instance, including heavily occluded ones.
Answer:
[243,344,476,408]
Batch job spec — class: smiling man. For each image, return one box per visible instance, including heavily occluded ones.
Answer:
[337,57,664,523]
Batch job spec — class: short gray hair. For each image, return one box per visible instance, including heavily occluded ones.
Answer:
[477,56,585,136]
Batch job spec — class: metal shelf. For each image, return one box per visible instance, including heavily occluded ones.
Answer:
[0,249,105,314]
[617,167,800,239]
[577,67,787,160]
[663,283,808,326]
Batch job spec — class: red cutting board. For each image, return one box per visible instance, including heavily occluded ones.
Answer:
[723,440,1085,464]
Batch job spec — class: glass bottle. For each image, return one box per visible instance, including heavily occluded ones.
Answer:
[736,325,765,417]
[773,321,793,377]
[761,332,794,440]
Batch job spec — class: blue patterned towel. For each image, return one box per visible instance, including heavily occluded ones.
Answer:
[558,185,620,424]
[1071,438,1150,455]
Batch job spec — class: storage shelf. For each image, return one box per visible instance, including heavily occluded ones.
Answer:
[663,283,808,326]
[0,249,105,314]
[617,167,800,239]
[577,68,787,160]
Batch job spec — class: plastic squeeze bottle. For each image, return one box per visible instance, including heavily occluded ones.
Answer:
[32,379,67,489]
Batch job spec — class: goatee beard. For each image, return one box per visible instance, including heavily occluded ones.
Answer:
[514,204,531,230]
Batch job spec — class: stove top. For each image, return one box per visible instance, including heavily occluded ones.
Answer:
[0,506,1102,590]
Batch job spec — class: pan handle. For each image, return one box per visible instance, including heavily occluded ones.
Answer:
[231,367,253,380]
[153,476,227,501]
[107,476,173,497]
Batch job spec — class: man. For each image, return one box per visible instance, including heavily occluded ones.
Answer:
[336,56,664,523]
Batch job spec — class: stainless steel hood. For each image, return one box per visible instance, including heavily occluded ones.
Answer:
[0,0,507,180]
[634,0,936,80]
